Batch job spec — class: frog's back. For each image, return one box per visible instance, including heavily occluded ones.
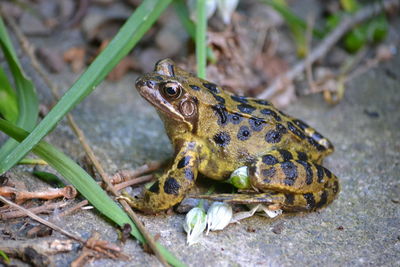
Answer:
[186,77,334,168]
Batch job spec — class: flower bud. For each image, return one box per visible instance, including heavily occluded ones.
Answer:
[206,202,233,234]
[217,0,239,24]
[227,166,251,189]
[188,0,217,22]
[183,207,207,245]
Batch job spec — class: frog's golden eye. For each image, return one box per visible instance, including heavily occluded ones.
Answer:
[161,82,182,99]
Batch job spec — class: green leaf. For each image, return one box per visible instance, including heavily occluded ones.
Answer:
[0,67,18,122]
[260,0,324,39]
[196,0,207,79]
[0,250,10,264]
[0,0,172,174]
[0,16,39,161]
[0,118,185,267]
[33,171,65,188]
[173,0,216,63]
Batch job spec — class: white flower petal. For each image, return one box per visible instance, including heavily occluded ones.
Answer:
[184,207,207,245]
[206,202,233,234]
[217,0,239,24]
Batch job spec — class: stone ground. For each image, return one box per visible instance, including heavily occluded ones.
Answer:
[1,8,400,267]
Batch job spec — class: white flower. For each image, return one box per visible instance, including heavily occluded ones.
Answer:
[206,202,233,234]
[188,0,218,22]
[183,207,207,245]
[227,166,251,189]
[217,0,239,24]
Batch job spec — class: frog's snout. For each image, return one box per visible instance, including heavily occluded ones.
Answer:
[135,77,156,90]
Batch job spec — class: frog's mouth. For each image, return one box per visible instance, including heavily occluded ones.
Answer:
[135,78,185,122]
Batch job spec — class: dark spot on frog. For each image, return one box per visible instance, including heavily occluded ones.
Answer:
[213,94,226,104]
[203,82,219,94]
[229,113,243,124]
[248,117,265,131]
[190,84,201,91]
[293,119,309,130]
[284,194,294,205]
[306,136,326,151]
[363,109,380,118]
[303,193,316,210]
[297,151,308,161]
[237,104,256,114]
[231,95,248,104]
[262,167,276,183]
[324,167,332,179]
[278,149,293,162]
[276,123,287,134]
[178,156,191,169]
[164,177,181,195]
[237,126,251,141]
[265,130,282,143]
[281,161,298,186]
[212,105,228,125]
[213,131,231,147]
[254,99,270,106]
[262,154,279,165]
[184,168,194,180]
[316,165,324,183]
[149,181,160,193]
[287,121,306,139]
[260,108,282,121]
[296,160,313,185]
[316,190,328,209]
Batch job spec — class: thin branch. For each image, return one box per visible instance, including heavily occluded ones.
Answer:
[257,0,400,99]
[1,200,70,219]
[0,195,85,243]
[114,174,154,191]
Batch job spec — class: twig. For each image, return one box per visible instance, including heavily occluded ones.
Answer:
[114,175,154,191]
[1,200,70,219]
[0,195,85,242]
[305,14,317,93]
[110,161,162,184]
[58,199,89,217]
[3,13,169,267]
[0,185,76,203]
[257,0,400,99]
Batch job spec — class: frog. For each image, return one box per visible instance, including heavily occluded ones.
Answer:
[123,58,339,214]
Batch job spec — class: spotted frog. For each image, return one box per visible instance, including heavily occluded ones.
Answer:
[125,59,339,213]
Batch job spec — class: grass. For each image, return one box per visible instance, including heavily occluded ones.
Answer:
[195,0,207,79]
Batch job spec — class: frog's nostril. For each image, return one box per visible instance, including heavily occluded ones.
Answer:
[146,80,155,88]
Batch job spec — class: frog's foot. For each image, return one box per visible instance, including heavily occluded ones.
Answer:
[249,149,340,211]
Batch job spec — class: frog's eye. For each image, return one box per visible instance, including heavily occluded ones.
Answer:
[161,82,182,99]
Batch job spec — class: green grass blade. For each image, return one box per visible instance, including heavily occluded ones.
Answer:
[0,118,185,267]
[260,0,324,39]
[0,0,171,174]
[195,0,207,79]
[0,16,39,161]
[0,66,18,122]
[173,0,216,63]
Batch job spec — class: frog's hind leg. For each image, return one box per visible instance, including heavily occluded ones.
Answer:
[122,141,199,213]
[249,149,340,211]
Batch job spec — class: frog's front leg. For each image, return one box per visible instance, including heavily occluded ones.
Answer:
[123,141,199,213]
[249,149,340,211]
